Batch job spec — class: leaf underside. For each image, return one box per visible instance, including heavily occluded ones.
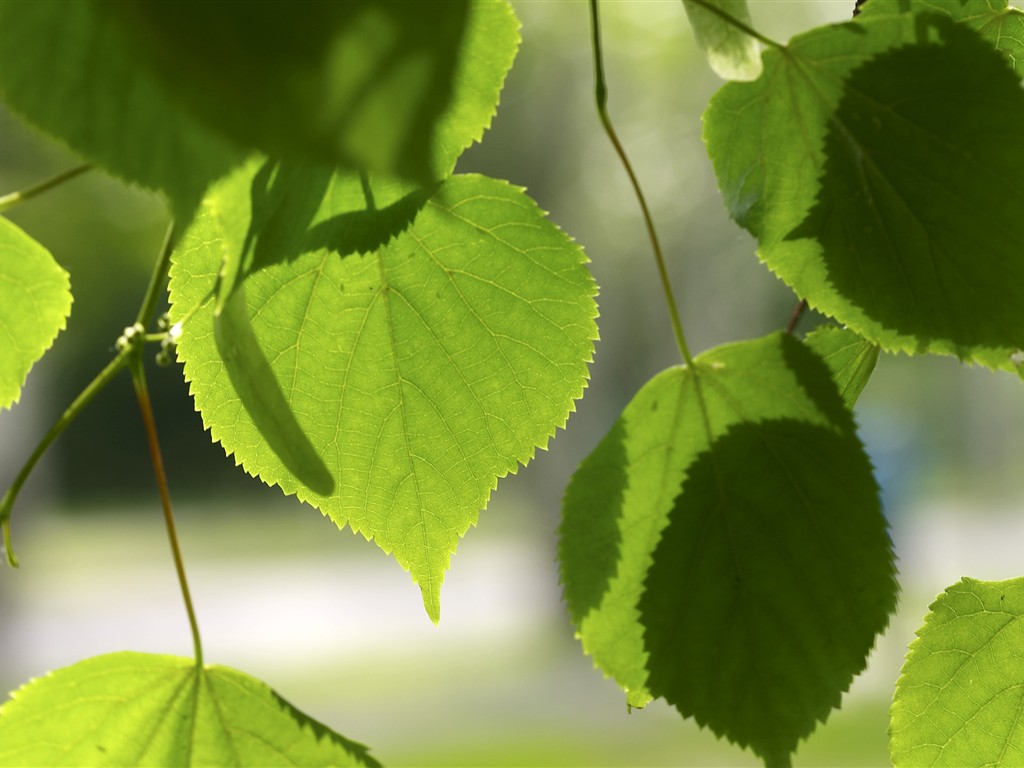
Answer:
[560,332,896,765]
[704,0,1024,370]
[169,161,598,622]
[890,577,1024,767]
[683,0,762,81]
[0,217,72,410]
[0,652,379,767]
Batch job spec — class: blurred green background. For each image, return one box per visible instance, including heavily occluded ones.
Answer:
[5,2,1024,765]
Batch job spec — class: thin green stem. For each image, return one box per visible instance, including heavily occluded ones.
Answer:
[1,347,133,564]
[590,0,694,367]
[685,0,784,49]
[0,164,92,213]
[136,220,176,328]
[129,354,203,665]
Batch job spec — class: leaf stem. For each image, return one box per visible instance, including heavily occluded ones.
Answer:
[685,0,784,49]
[590,0,694,366]
[136,220,177,328]
[1,346,133,565]
[0,164,92,213]
[786,298,808,334]
[128,353,203,665]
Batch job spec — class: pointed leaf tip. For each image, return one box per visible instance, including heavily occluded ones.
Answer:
[170,164,598,618]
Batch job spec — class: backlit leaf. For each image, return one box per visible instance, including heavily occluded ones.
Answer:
[168,160,598,622]
[890,577,1024,766]
[0,217,71,410]
[0,652,379,767]
[682,0,761,81]
[803,326,878,410]
[100,0,520,183]
[560,332,896,765]
[704,2,1024,369]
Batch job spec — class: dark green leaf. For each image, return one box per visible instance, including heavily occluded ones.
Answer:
[891,577,1024,766]
[803,326,878,410]
[169,161,598,622]
[0,217,72,410]
[100,0,520,183]
[560,332,896,764]
[0,0,243,214]
[0,652,379,767]
[704,3,1024,369]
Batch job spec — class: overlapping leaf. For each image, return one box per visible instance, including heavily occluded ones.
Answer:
[890,577,1024,766]
[803,326,879,410]
[100,0,519,183]
[0,1,518,212]
[169,160,598,622]
[0,0,242,214]
[0,217,71,410]
[704,1,1024,369]
[682,0,761,81]
[0,652,379,767]
[560,332,896,765]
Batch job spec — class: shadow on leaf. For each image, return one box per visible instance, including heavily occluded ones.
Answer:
[786,14,1024,354]
[639,417,895,766]
[214,288,334,496]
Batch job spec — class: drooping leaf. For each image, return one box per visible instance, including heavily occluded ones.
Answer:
[803,326,878,410]
[0,0,243,215]
[704,2,1024,369]
[560,332,896,765]
[0,652,379,767]
[99,0,520,184]
[0,217,72,410]
[890,577,1024,766]
[169,160,598,622]
[682,0,762,81]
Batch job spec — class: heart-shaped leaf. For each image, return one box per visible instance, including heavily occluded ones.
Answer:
[704,1,1024,369]
[560,332,896,764]
[169,160,598,621]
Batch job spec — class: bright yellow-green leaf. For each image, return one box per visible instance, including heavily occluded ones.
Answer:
[891,577,1024,766]
[169,160,598,622]
[804,326,879,410]
[0,217,71,410]
[0,652,379,767]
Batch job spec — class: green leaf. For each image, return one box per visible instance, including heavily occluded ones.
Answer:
[890,577,1024,766]
[0,652,379,767]
[0,217,72,410]
[0,0,243,215]
[100,0,520,183]
[682,0,762,81]
[168,160,598,622]
[803,326,879,410]
[860,0,1024,76]
[560,332,896,765]
[704,3,1024,369]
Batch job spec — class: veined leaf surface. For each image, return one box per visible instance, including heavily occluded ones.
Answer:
[169,161,598,622]
[0,217,71,410]
[803,325,879,411]
[891,577,1024,766]
[560,332,896,765]
[704,1,1024,369]
[0,652,379,767]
